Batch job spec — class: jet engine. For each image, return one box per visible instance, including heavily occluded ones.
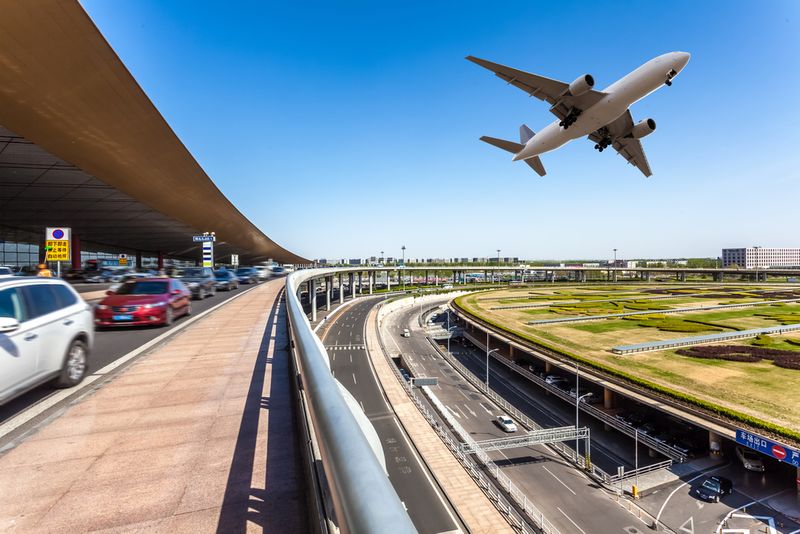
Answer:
[568,74,595,96]
[628,118,656,138]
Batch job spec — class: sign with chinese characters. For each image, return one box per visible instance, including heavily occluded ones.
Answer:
[231,254,239,267]
[202,241,213,268]
[735,429,800,468]
[45,227,71,262]
[192,235,216,242]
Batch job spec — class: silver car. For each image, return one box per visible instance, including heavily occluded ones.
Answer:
[0,278,94,405]
[736,446,766,472]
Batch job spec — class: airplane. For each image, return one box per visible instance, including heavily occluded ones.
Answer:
[467,52,690,177]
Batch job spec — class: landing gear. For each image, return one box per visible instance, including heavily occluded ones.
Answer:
[665,69,677,87]
[559,109,582,129]
[594,135,612,152]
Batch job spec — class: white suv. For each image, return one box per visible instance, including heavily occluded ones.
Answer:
[254,266,272,281]
[0,278,94,405]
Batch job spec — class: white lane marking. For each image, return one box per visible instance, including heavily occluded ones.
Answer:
[352,373,357,385]
[463,404,477,417]
[656,465,726,525]
[350,354,353,363]
[447,406,461,419]
[716,501,756,534]
[542,466,576,496]
[556,506,586,534]
[390,417,461,531]
[332,353,336,361]
[359,401,365,412]
[478,402,493,415]
[0,284,263,440]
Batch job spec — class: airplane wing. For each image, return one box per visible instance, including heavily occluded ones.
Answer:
[588,110,653,177]
[466,56,607,121]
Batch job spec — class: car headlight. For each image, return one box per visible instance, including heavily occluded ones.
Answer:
[143,302,167,309]
[97,304,109,310]
[188,282,198,288]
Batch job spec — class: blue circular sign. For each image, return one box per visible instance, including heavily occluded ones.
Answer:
[52,229,65,239]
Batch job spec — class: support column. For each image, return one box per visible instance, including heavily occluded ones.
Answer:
[136,251,142,270]
[612,270,618,282]
[338,273,344,304]
[71,234,81,270]
[509,345,515,361]
[157,251,164,271]
[709,431,723,458]
[349,273,355,298]
[310,279,317,322]
[425,270,429,285]
[387,270,391,292]
[369,271,373,294]
[358,272,363,294]
[603,388,616,430]
[545,361,553,373]
[678,271,686,282]
[325,276,331,311]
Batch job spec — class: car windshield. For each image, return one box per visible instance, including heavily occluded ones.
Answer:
[115,281,168,295]
[702,479,720,492]
[0,267,12,275]
[236,268,251,275]
[182,268,204,277]
[500,417,512,424]
[214,272,230,279]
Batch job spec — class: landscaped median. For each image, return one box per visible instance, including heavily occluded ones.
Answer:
[453,285,800,446]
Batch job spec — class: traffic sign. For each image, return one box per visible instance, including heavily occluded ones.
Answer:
[45,227,71,261]
[231,254,239,267]
[192,235,216,242]
[736,429,800,467]
[119,254,128,266]
[410,377,438,387]
[202,241,213,268]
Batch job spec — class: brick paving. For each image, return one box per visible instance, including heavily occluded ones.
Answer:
[0,280,305,533]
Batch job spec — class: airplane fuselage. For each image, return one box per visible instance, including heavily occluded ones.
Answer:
[513,52,690,161]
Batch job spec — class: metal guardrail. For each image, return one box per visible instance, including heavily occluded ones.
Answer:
[460,330,687,464]
[462,426,588,454]
[610,459,673,483]
[285,269,416,534]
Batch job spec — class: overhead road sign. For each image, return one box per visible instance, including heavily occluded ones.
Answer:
[231,254,239,267]
[410,377,438,387]
[45,227,71,261]
[736,429,800,467]
[193,235,216,242]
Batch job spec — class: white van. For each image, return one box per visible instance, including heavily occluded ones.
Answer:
[402,328,410,338]
[0,278,94,405]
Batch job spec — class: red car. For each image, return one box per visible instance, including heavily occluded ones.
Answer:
[95,278,191,327]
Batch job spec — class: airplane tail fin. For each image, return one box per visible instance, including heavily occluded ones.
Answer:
[520,124,535,144]
[479,136,524,154]
[525,156,546,177]
[479,134,546,177]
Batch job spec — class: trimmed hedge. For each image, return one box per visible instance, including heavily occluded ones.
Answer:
[453,293,800,445]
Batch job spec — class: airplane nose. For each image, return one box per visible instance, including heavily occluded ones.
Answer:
[676,51,691,70]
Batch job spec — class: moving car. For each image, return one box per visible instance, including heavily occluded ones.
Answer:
[254,265,272,281]
[214,270,239,291]
[545,375,570,389]
[0,267,14,278]
[95,278,191,327]
[693,475,733,502]
[736,446,766,472]
[402,328,411,338]
[180,267,217,299]
[495,415,518,433]
[0,278,94,405]
[235,267,259,284]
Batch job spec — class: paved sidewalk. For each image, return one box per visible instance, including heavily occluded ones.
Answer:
[0,280,305,533]
[365,304,514,534]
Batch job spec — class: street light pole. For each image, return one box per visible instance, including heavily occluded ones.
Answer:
[753,245,761,283]
[401,245,406,290]
[496,249,501,283]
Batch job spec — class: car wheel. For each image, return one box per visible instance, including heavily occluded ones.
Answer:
[196,290,204,300]
[185,302,192,316]
[210,285,216,297]
[56,339,88,388]
[714,495,719,503]
[164,306,174,326]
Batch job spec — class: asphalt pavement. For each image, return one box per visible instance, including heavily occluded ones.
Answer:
[383,296,655,534]
[320,296,462,534]
[0,282,259,440]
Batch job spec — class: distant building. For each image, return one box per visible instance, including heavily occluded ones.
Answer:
[348,258,364,265]
[722,248,800,269]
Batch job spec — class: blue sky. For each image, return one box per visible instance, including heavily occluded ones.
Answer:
[81,1,800,261]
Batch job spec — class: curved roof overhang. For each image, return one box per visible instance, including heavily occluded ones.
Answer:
[0,0,307,264]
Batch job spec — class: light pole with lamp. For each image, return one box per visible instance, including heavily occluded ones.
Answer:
[575,362,593,465]
[401,245,406,290]
[486,344,500,393]
[496,249,501,283]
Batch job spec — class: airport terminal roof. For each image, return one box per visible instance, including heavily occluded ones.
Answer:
[0,1,306,264]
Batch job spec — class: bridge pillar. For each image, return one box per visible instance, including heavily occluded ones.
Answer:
[678,271,686,282]
[484,270,488,284]
[387,270,391,292]
[425,270,429,285]
[709,430,724,457]
[612,270,618,282]
[136,251,142,270]
[349,273,355,298]
[325,276,331,311]
[71,234,81,270]
[369,271,373,295]
[508,345,515,360]
[338,273,344,304]
[310,278,317,322]
[157,250,164,271]
[358,272,363,294]
[545,361,553,373]
[603,388,616,409]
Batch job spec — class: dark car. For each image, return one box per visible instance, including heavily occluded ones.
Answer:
[694,476,733,502]
[180,267,217,299]
[214,270,239,291]
[95,278,191,327]
[235,267,259,284]
[63,268,87,282]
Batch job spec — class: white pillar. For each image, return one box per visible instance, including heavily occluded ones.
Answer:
[311,278,317,322]
[369,271,373,294]
[325,276,331,311]
[338,273,344,304]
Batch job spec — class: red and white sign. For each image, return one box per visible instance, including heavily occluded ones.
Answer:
[772,444,787,460]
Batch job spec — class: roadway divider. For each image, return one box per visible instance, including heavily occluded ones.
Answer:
[285,269,416,534]
[373,300,538,534]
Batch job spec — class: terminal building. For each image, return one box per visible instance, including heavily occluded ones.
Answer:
[722,247,800,269]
